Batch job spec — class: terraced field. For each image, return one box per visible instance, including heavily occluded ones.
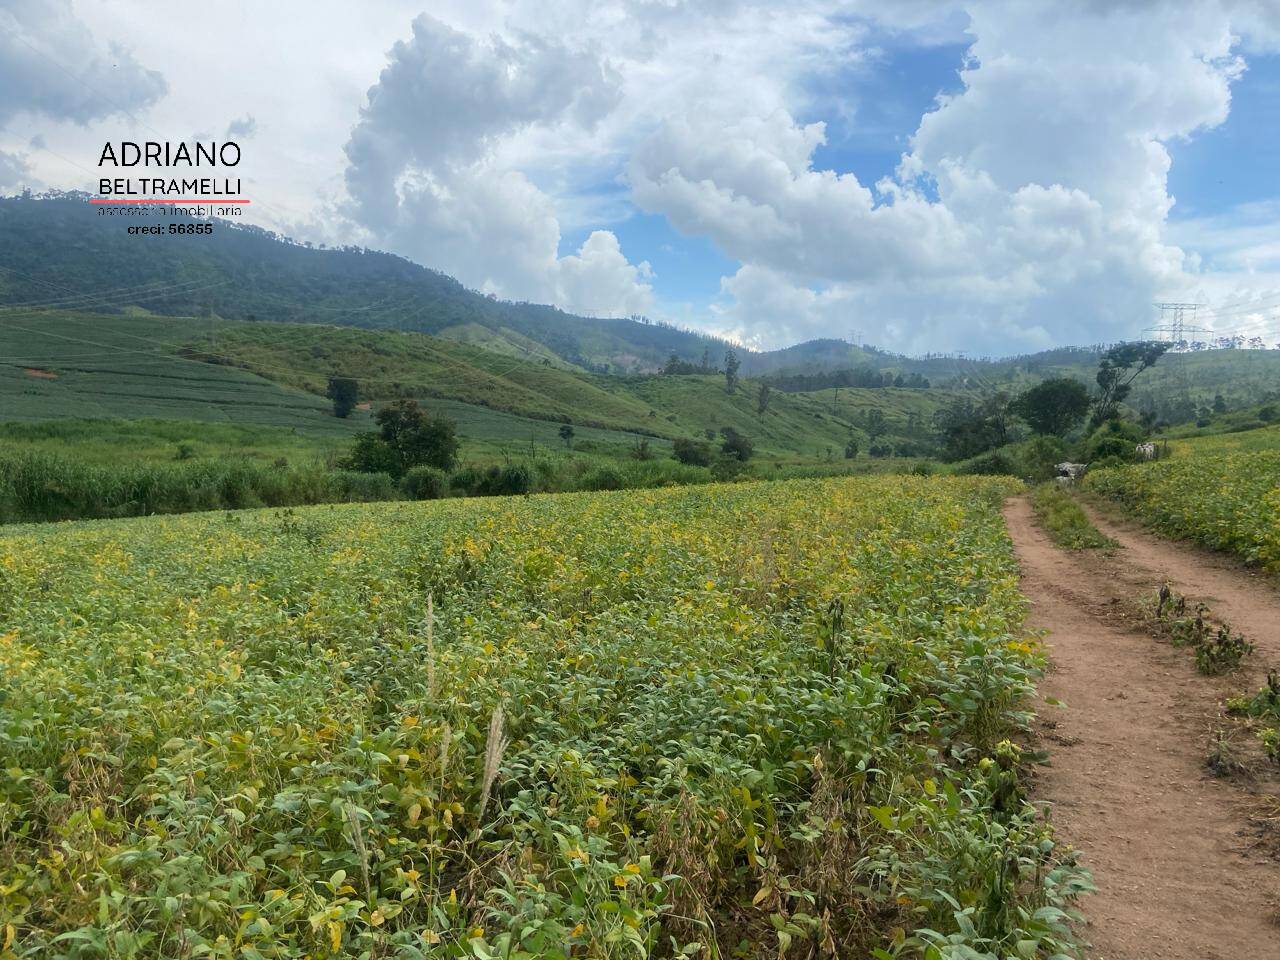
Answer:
[0,314,355,434]
[0,476,1087,958]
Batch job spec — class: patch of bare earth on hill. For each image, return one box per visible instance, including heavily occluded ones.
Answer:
[1003,495,1280,960]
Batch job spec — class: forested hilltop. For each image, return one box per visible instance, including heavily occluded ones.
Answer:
[0,193,731,373]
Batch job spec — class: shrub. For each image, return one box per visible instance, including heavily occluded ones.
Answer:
[0,451,405,524]
[448,465,485,496]
[719,427,754,461]
[451,463,533,497]
[956,448,1016,476]
[709,454,747,481]
[331,470,398,502]
[1082,419,1145,464]
[673,437,713,466]
[402,465,449,500]
[579,465,625,491]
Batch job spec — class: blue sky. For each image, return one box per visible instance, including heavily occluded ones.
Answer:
[1167,52,1280,219]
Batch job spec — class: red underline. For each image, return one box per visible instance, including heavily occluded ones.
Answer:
[89,198,251,204]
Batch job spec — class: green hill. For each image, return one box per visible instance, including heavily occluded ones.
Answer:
[0,312,355,434]
[0,312,954,462]
[0,193,731,373]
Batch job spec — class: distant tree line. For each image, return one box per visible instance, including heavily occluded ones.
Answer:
[765,368,931,391]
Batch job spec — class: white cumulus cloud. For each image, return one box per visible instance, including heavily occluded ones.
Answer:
[341,12,653,317]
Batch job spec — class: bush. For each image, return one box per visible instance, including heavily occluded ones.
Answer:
[673,437,713,466]
[719,427,753,461]
[450,463,533,497]
[955,437,1065,481]
[710,455,747,481]
[579,465,625,491]
[1082,420,1145,464]
[331,470,397,502]
[955,448,1016,476]
[402,465,449,500]
[448,465,484,496]
[342,433,400,476]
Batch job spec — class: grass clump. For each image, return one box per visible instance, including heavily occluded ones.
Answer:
[1030,483,1115,550]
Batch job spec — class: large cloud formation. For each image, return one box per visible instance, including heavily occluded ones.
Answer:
[0,0,166,189]
[341,0,1280,351]
[342,14,653,316]
[631,1,1264,351]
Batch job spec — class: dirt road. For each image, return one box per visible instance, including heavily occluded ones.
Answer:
[1003,496,1279,959]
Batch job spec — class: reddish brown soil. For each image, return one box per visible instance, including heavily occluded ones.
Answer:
[1003,496,1280,959]
[22,367,57,379]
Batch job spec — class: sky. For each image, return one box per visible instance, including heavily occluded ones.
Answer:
[3,0,1280,356]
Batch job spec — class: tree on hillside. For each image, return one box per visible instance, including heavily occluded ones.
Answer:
[719,426,753,461]
[343,399,459,478]
[724,349,741,393]
[326,376,359,418]
[559,424,575,449]
[864,408,888,443]
[934,396,1008,461]
[1092,341,1171,427]
[757,382,772,415]
[982,391,1014,447]
[1012,378,1091,436]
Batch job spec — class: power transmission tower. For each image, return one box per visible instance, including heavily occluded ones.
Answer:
[1146,302,1207,398]
[1147,302,1206,350]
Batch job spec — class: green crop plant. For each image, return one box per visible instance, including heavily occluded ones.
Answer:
[0,475,1089,958]
[1084,451,1280,571]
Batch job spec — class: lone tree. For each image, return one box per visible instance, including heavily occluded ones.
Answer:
[558,424,575,449]
[1012,377,1091,436]
[326,376,359,418]
[1092,341,1171,426]
[724,348,741,394]
[864,408,888,443]
[757,382,772,416]
[343,399,459,477]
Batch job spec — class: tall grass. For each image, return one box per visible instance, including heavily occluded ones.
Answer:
[0,449,394,524]
[0,445,941,525]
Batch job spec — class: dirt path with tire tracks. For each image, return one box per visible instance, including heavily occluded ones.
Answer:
[1003,496,1279,959]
